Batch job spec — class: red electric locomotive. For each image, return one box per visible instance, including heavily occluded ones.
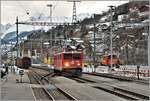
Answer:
[54,51,83,76]
[101,55,121,68]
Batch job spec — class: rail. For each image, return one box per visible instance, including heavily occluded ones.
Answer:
[67,76,149,100]
[84,72,149,84]
[30,67,78,101]
[28,70,55,101]
[29,66,149,100]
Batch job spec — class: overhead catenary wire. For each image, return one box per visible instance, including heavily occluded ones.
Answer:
[53,0,59,11]
[40,1,48,16]
[16,0,30,15]
[85,2,97,13]
[16,0,31,22]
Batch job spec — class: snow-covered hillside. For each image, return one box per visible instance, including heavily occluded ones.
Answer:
[0,24,12,34]
[1,13,91,42]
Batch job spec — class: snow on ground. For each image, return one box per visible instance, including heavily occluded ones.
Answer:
[83,65,149,80]
[7,64,149,80]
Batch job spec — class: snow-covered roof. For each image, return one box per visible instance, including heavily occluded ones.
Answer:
[100,22,110,26]
[86,25,94,29]
[70,46,76,49]
[88,31,93,34]
[100,16,107,21]
[72,38,80,40]
[65,39,72,42]
[76,40,84,43]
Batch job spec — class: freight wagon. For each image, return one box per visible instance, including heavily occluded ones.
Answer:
[15,57,31,69]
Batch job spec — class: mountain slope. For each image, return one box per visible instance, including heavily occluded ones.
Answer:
[1,13,91,42]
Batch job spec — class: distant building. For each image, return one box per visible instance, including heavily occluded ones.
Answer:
[139,5,149,17]
[118,14,128,22]
[139,5,149,12]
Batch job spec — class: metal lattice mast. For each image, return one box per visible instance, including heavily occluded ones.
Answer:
[72,1,77,23]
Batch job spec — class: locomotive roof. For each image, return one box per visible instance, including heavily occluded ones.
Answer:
[103,54,117,56]
[54,51,82,55]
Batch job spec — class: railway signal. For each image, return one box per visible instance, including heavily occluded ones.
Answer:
[19,70,24,83]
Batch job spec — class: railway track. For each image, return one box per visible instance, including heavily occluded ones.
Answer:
[28,71,55,100]
[29,66,149,100]
[31,66,149,84]
[28,68,78,101]
[67,76,149,100]
[84,72,149,84]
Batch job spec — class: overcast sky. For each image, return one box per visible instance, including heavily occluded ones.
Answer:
[1,0,129,25]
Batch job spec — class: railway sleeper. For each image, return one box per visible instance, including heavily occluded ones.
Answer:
[85,72,149,84]
[68,77,89,83]
[28,72,55,100]
[57,87,78,101]
[114,87,149,100]
[45,84,78,100]
[67,76,143,100]
[94,86,139,100]
[99,81,149,100]
[78,77,96,83]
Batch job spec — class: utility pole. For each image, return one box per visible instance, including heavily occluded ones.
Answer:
[16,16,19,70]
[11,41,13,72]
[108,5,115,71]
[22,38,24,57]
[40,29,43,64]
[16,16,19,59]
[47,4,52,23]
[0,37,1,70]
[126,35,129,65]
[148,1,150,66]
[19,37,21,57]
[93,14,96,72]
[47,4,52,65]
[30,39,32,60]
[148,30,150,66]
[47,4,53,47]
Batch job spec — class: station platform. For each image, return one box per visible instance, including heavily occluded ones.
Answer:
[0,70,35,100]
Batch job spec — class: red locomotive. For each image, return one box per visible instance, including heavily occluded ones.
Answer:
[101,55,121,68]
[54,51,83,76]
[15,57,31,69]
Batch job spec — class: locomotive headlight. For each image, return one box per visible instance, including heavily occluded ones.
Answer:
[65,62,69,67]
[77,63,80,66]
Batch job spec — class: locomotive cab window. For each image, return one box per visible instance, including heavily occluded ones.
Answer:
[108,55,117,59]
[73,53,81,59]
[64,53,72,59]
